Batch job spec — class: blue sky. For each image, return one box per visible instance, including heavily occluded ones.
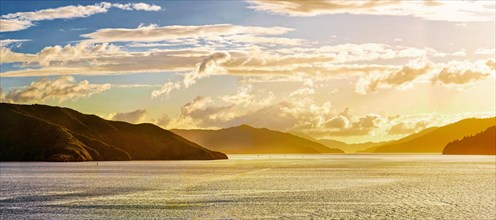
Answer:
[3,1,495,53]
[1,0,495,143]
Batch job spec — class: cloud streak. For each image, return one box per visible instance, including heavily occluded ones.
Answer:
[1,39,492,95]
[0,39,31,48]
[0,2,161,32]
[248,0,496,22]
[81,23,303,46]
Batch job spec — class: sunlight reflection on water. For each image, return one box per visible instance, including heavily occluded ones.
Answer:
[0,154,495,219]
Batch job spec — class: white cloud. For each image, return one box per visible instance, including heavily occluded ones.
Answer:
[0,44,211,76]
[81,23,299,46]
[173,96,237,128]
[151,82,182,98]
[2,2,111,21]
[175,95,382,137]
[112,3,161,11]
[111,109,147,124]
[1,39,445,77]
[221,84,275,107]
[0,19,33,32]
[151,51,231,98]
[475,48,495,55]
[0,39,30,47]
[171,80,332,132]
[432,59,494,86]
[247,0,496,22]
[170,86,496,139]
[2,41,488,96]
[1,76,111,103]
[0,47,36,63]
[0,2,161,32]
[30,42,121,67]
[451,50,467,57]
[355,59,432,94]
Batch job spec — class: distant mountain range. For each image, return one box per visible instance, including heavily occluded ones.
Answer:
[370,117,495,153]
[290,132,386,153]
[359,127,439,153]
[172,125,344,154]
[2,103,493,160]
[294,117,495,155]
[0,103,227,161]
[443,126,495,155]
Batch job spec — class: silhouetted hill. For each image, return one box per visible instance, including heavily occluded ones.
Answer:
[172,125,344,154]
[443,126,496,155]
[0,103,227,161]
[372,118,495,153]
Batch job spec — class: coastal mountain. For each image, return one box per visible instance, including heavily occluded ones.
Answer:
[443,126,496,155]
[360,127,439,153]
[0,103,227,161]
[316,139,348,149]
[290,132,386,153]
[172,125,344,154]
[372,117,495,153]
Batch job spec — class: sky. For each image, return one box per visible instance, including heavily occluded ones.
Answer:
[0,0,495,143]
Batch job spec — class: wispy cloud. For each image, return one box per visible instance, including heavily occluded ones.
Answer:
[2,40,491,95]
[247,0,496,22]
[151,51,231,98]
[475,48,496,55]
[0,2,162,32]
[81,24,303,46]
[0,39,30,47]
[355,58,495,94]
[111,3,162,11]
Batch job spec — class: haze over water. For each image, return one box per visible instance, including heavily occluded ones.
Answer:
[1,155,495,219]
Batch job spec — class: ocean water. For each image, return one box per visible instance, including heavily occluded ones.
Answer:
[0,154,495,219]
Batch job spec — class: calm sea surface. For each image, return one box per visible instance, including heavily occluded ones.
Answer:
[1,154,495,219]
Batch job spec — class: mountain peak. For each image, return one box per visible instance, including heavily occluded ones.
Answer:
[236,124,254,129]
[173,125,344,154]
